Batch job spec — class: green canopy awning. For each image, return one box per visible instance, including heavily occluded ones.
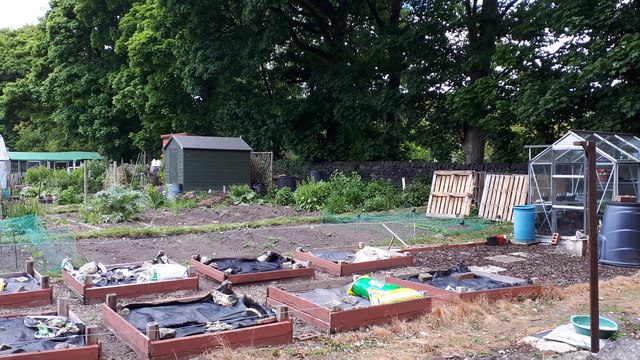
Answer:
[8,151,102,162]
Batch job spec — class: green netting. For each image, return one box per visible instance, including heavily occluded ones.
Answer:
[321,211,496,236]
[0,215,75,272]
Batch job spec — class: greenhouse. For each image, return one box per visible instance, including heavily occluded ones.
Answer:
[528,130,640,241]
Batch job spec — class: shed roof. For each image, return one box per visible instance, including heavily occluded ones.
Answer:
[8,151,103,162]
[168,136,253,151]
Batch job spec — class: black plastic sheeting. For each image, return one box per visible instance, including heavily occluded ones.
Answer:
[0,318,85,355]
[295,285,370,309]
[124,293,274,338]
[91,265,142,287]
[200,252,290,275]
[311,251,355,263]
[404,264,516,291]
[1,274,41,293]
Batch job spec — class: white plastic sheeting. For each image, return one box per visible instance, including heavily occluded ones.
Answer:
[0,135,9,189]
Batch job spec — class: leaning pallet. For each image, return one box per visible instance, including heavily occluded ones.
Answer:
[478,174,528,222]
[426,170,476,217]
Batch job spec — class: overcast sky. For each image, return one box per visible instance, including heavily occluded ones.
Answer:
[0,0,49,29]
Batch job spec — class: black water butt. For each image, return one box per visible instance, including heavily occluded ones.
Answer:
[599,202,640,267]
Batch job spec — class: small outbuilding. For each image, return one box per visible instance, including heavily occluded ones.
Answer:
[528,130,640,241]
[164,135,253,191]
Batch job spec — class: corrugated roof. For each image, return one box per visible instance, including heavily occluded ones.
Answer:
[8,151,103,162]
[169,136,253,151]
[0,135,8,161]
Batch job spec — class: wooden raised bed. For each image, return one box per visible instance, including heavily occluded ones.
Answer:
[385,272,542,305]
[294,247,413,276]
[0,299,100,359]
[189,257,314,284]
[102,293,293,360]
[266,280,431,333]
[0,260,52,308]
[63,261,199,304]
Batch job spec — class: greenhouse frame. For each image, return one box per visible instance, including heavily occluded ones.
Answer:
[527,130,640,241]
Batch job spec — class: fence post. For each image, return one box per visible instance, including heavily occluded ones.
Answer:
[83,162,89,206]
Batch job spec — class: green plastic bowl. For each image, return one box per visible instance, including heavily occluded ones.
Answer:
[570,315,618,339]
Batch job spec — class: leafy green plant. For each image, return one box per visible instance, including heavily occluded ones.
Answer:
[83,186,151,223]
[294,181,330,211]
[274,187,295,206]
[402,175,431,207]
[55,188,82,205]
[1,199,43,218]
[145,184,166,209]
[229,184,256,205]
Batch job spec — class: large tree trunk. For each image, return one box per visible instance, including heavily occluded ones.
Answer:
[463,124,485,163]
[462,0,501,164]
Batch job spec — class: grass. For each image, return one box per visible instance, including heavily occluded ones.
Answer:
[74,215,323,239]
[45,203,82,214]
[208,272,640,359]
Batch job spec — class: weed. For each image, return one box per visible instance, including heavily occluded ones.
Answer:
[82,186,151,223]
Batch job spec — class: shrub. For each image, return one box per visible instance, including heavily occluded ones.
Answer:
[229,184,256,205]
[294,181,330,211]
[83,186,150,223]
[403,175,431,207]
[2,199,43,218]
[87,159,109,193]
[324,172,365,212]
[55,188,82,205]
[146,184,166,209]
[274,187,295,206]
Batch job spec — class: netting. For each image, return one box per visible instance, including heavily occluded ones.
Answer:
[322,211,495,236]
[0,215,76,272]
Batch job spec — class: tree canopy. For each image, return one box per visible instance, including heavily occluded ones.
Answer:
[0,0,638,162]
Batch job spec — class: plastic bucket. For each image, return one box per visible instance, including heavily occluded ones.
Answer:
[513,205,536,243]
[167,183,182,200]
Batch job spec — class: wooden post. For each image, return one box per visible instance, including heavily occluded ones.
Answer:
[41,275,50,289]
[57,298,69,317]
[113,161,118,185]
[84,274,93,288]
[275,305,288,322]
[106,293,117,311]
[83,161,89,206]
[146,322,160,340]
[26,260,34,277]
[575,140,599,353]
[85,326,98,345]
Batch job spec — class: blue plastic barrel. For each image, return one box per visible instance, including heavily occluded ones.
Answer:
[513,205,536,243]
[166,183,182,200]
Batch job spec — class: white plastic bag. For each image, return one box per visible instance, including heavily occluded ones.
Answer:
[136,264,187,283]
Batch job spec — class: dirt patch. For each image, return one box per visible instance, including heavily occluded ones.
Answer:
[410,244,638,286]
[44,204,318,231]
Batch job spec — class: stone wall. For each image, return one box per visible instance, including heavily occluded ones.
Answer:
[306,161,527,187]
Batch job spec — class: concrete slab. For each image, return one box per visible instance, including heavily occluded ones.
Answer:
[485,254,526,264]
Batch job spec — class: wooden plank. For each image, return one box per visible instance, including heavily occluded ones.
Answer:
[267,297,331,332]
[294,250,342,275]
[329,297,431,332]
[427,171,475,217]
[63,268,198,304]
[294,249,411,277]
[102,303,153,358]
[189,258,314,284]
[266,286,331,322]
[0,288,53,308]
[426,172,438,214]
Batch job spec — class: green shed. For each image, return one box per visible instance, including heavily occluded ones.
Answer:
[164,135,253,191]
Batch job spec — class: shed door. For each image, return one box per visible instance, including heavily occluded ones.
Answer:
[168,148,179,184]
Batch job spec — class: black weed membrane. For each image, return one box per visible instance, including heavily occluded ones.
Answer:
[194,252,292,274]
[0,274,41,293]
[404,263,527,291]
[123,289,274,338]
[0,317,85,354]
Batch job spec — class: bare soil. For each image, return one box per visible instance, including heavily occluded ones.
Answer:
[44,204,318,231]
[2,218,639,359]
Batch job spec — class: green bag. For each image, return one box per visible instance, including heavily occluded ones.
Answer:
[347,275,401,300]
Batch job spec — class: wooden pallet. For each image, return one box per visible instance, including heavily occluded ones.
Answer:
[426,170,476,217]
[478,174,529,222]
